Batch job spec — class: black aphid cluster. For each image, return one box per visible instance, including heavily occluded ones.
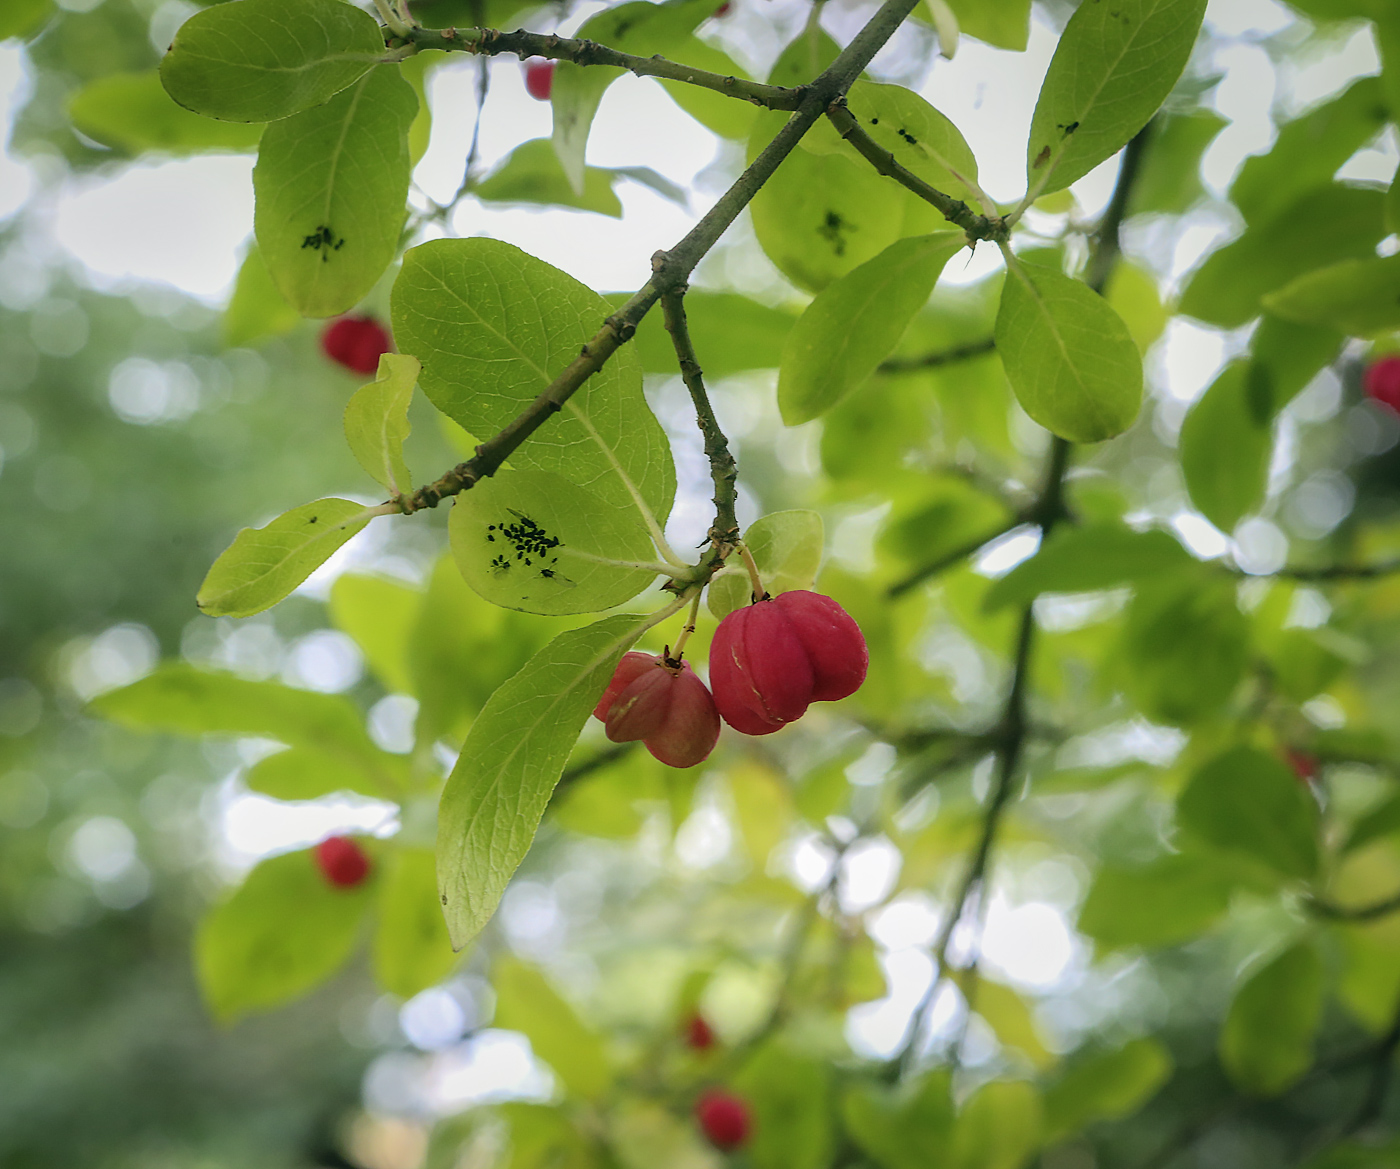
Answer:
[486,511,563,576]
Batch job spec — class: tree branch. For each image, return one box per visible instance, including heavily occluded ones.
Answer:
[397,25,804,111]
[886,521,1022,599]
[824,101,1009,244]
[878,336,996,373]
[401,0,926,516]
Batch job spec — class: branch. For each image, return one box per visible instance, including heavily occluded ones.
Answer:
[401,0,927,516]
[825,101,1008,244]
[661,287,740,565]
[886,521,1021,599]
[398,25,803,111]
[878,336,995,373]
[1307,889,1400,923]
[1264,559,1400,582]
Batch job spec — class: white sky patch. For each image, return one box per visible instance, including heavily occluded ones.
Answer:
[51,155,255,300]
[0,47,34,222]
[980,897,1079,990]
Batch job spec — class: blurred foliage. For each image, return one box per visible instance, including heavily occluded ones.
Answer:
[5,0,1400,1168]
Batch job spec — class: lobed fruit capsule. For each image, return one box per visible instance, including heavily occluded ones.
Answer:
[684,1012,717,1051]
[314,836,371,888]
[709,590,867,735]
[594,652,721,768]
[1364,354,1400,415]
[694,1088,751,1150]
[524,59,555,101]
[320,315,392,374]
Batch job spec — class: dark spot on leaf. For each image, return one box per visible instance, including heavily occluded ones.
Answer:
[818,210,852,257]
[896,127,918,145]
[1061,121,1079,137]
[870,116,879,125]
[308,516,318,524]
[1033,145,1051,169]
[440,894,448,905]
[300,224,345,262]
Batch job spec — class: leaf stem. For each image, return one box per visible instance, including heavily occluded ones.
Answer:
[372,0,410,38]
[671,590,703,659]
[877,336,995,373]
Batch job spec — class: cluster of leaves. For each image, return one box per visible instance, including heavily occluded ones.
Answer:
[8,0,1400,1163]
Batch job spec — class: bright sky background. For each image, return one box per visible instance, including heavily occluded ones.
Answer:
[4,0,1397,1092]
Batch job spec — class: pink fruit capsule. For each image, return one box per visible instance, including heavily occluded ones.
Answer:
[595,653,721,769]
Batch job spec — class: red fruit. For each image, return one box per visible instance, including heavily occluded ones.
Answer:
[314,836,371,888]
[594,652,721,769]
[320,316,392,375]
[709,590,868,736]
[712,1,732,15]
[685,1012,717,1050]
[1286,748,1320,783]
[1364,354,1400,414]
[695,1088,751,1151]
[524,59,555,101]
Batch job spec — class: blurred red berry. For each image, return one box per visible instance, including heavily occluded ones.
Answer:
[314,836,371,888]
[1364,354,1400,415]
[320,315,391,374]
[709,590,868,736]
[712,2,732,15]
[685,1012,717,1050]
[1286,748,1320,783]
[594,652,721,768]
[524,59,555,101]
[695,1088,751,1151]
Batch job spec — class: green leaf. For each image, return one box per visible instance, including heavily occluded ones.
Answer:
[626,290,794,377]
[68,70,264,155]
[329,572,422,696]
[344,353,417,497]
[843,1072,955,1169]
[160,0,385,124]
[448,469,657,616]
[880,475,1012,571]
[253,64,416,318]
[1026,0,1207,198]
[474,137,622,217]
[1118,572,1250,725]
[195,848,372,1022]
[1264,253,1400,338]
[197,498,378,618]
[1179,185,1388,328]
[1248,312,1345,414]
[658,39,760,141]
[1126,108,1227,216]
[1177,746,1320,880]
[734,1043,835,1169]
[941,0,1030,50]
[768,24,841,86]
[965,977,1056,1070]
[436,613,642,949]
[224,245,300,347]
[1230,77,1388,227]
[1179,362,1271,532]
[1043,1038,1172,1140]
[1220,941,1325,1096]
[803,81,983,209]
[983,522,1191,611]
[950,1080,1042,1169]
[550,0,713,192]
[0,0,51,41]
[492,957,612,1098]
[709,509,825,619]
[749,109,929,294]
[1078,854,1234,948]
[245,746,401,800]
[778,232,967,425]
[994,258,1142,443]
[374,846,458,999]
[1105,262,1168,354]
[392,238,674,523]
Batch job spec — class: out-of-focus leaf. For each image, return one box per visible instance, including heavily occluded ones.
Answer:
[1220,941,1325,1096]
[195,848,372,1022]
[1127,109,1227,215]
[1043,1038,1172,1140]
[224,245,299,347]
[493,958,612,1098]
[626,290,794,377]
[69,70,264,155]
[843,1072,955,1169]
[1179,362,1272,533]
[1177,746,1320,880]
[344,353,416,497]
[1079,854,1234,948]
[329,572,422,696]
[375,847,459,999]
[1264,253,1400,338]
[950,1079,1042,1169]
[734,1043,835,1169]
[474,137,623,217]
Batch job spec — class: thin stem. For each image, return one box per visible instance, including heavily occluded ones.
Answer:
[398,26,803,111]
[671,590,703,659]
[1307,889,1400,923]
[1260,559,1400,582]
[886,521,1021,599]
[878,336,995,373]
[447,55,492,208]
[401,0,925,516]
[739,544,766,602]
[660,287,740,560]
[825,102,1008,243]
[372,0,410,37]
